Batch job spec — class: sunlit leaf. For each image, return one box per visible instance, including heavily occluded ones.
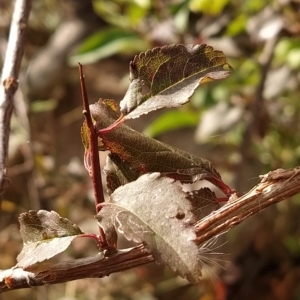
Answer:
[120,44,231,119]
[96,173,219,283]
[17,210,83,268]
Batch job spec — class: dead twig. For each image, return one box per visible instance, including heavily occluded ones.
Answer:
[0,0,32,199]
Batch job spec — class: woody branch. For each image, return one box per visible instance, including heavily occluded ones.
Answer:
[1,166,300,292]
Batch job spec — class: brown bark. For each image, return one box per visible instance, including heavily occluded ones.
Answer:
[0,0,32,199]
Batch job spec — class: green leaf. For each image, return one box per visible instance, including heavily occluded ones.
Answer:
[93,1,145,28]
[189,0,229,15]
[69,27,148,66]
[120,44,231,119]
[30,99,58,113]
[274,38,300,69]
[226,14,247,36]
[143,110,199,138]
[170,0,190,33]
[126,1,150,26]
[17,210,83,268]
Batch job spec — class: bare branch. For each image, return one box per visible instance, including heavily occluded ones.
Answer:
[1,166,300,292]
[194,166,300,244]
[0,245,153,293]
[0,0,32,198]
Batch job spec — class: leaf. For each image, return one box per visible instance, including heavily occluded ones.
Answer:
[96,173,219,283]
[81,120,90,151]
[120,44,231,119]
[143,109,200,137]
[17,210,83,268]
[30,99,58,113]
[104,153,139,195]
[189,0,230,15]
[186,188,220,220]
[68,27,147,66]
[90,100,232,197]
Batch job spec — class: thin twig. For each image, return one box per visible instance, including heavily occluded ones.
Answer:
[1,166,300,292]
[79,64,108,246]
[233,35,279,191]
[78,63,105,210]
[0,0,32,200]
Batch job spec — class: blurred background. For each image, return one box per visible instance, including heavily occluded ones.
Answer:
[1,0,300,299]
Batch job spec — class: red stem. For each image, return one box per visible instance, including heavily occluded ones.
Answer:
[78,63,105,212]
